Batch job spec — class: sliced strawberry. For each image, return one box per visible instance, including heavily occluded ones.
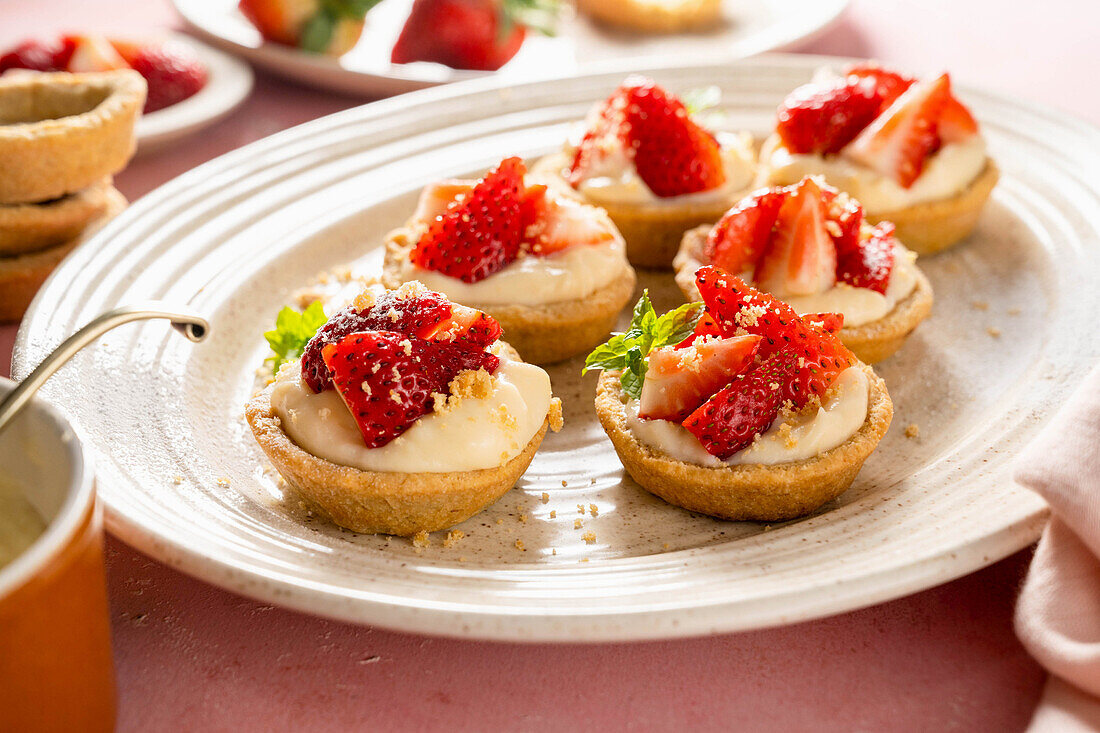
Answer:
[435,303,504,349]
[638,335,761,422]
[704,188,786,274]
[391,0,527,71]
[412,180,475,223]
[322,331,498,448]
[239,0,303,46]
[525,195,616,255]
[568,85,629,187]
[842,73,951,188]
[410,157,540,283]
[239,0,369,54]
[803,312,844,335]
[846,63,914,111]
[113,41,207,113]
[695,265,855,406]
[753,178,837,297]
[776,75,884,155]
[0,38,71,72]
[836,222,896,295]
[63,34,128,73]
[620,79,727,197]
[681,350,798,459]
[821,188,864,258]
[300,288,490,392]
[939,97,979,143]
[674,312,722,349]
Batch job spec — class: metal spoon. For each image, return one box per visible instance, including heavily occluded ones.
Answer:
[0,303,209,434]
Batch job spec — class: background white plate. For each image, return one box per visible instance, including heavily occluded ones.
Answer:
[173,0,848,96]
[14,55,1100,642]
[135,32,254,152]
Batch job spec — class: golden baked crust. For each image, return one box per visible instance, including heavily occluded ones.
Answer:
[382,226,638,364]
[531,152,743,269]
[0,70,145,204]
[246,389,550,536]
[673,224,934,363]
[758,134,998,255]
[576,0,722,32]
[0,178,116,256]
[0,186,126,322]
[594,364,892,521]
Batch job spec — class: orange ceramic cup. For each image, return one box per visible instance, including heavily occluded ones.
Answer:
[0,378,115,732]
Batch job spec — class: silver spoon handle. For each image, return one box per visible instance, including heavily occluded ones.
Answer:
[0,303,209,434]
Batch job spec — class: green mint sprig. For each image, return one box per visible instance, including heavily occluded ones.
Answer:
[264,300,327,373]
[583,291,702,399]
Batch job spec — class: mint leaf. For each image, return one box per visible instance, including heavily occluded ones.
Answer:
[299,8,337,53]
[264,301,326,372]
[582,291,703,397]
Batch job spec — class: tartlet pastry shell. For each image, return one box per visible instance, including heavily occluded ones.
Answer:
[382,227,638,364]
[674,224,935,363]
[0,178,116,256]
[0,186,126,322]
[532,152,743,269]
[0,70,145,204]
[594,363,893,522]
[758,134,999,255]
[246,393,550,536]
[576,0,722,33]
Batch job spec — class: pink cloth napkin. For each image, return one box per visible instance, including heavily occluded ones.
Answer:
[1015,363,1100,731]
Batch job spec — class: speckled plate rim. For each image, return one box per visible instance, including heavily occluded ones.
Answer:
[15,53,1100,642]
[172,0,848,96]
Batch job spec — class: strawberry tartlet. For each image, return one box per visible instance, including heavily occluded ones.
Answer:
[246,282,563,536]
[382,157,637,364]
[532,76,757,268]
[586,267,892,521]
[674,177,933,363]
[758,63,998,254]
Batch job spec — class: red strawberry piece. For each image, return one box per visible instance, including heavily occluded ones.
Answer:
[681,349,798,459]
[112,41,208,113]
[620,79,727,197]
[695,265,855,406]
[674,312,722,349]
[704,188,786,273]
[524,195,616,256]
[846,63,915,111]
[391,0,526,71]
[435,303,504,350]
[803,312,844,335]
[301,288,477,392]
[843,73,951,188]
[639,335,761,422]
[410,156,540,283]
[836,222,896,295]
[753,177,837,297]
[321,331,498,448]
[938,97,979,143]
[775,76,884,155]
[0,38,70,72]
[61,34,128,73]
[568,86,629,187]
[821,187,864,257]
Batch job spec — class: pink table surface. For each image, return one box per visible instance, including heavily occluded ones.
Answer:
[3,0,1098,730]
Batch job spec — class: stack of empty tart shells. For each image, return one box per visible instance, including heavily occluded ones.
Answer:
[0,69,145,321]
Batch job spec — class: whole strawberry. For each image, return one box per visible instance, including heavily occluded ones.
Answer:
[113,41,208,112]
[776,76,884,155]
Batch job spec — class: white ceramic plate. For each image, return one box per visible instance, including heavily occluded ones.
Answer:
[135,33,254,153]
[14,55,1100,642]
[172,0,848,96]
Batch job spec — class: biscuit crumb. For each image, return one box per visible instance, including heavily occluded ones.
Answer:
[352,288,376,311]
[514,539,526,551]
[590,478,596,485]
[458,556,467,562]
[216,477,231,488]
[552,548,557,556]
[589,504,599,517]
[1008,307,1021,316]
[518,514,528,523]
[987,326,1002,338]
[541,492,549,504]
[971,300,989,310]
[496,518,504,525]
[574,518,583,529]
[411,530,430,548]
[561,480,567,487]
[580,558,589,563]
[172,475,183,485]
[577,504,585,514]
[491,403,518,432]
[443,530,465,547]
[549,510,557,519]
[905,423,920,439]
[662,543,671,550]
[582,531,596,545]
[548,397,564,432]
[777,421,798,449]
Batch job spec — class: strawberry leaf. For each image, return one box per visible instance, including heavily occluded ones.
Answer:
[264,301,327,372]
[583,291,703,398]
[299,9,337,53]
